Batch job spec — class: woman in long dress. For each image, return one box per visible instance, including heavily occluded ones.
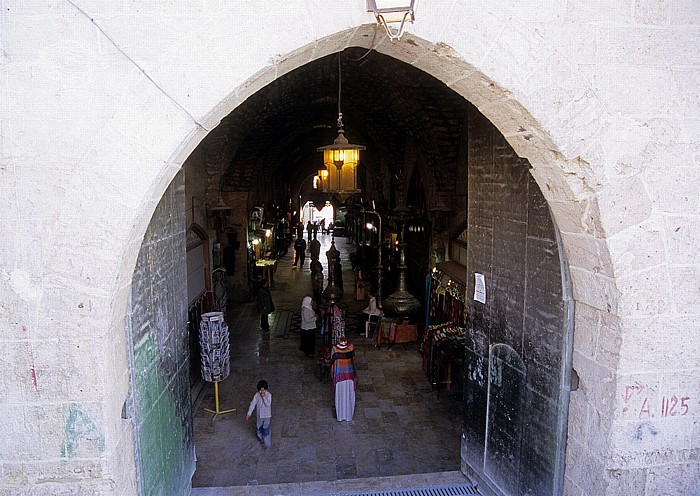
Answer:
[299,296,317,357]
[331,337,356,421]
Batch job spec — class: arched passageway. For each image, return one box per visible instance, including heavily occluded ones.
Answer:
[128,42,574,494]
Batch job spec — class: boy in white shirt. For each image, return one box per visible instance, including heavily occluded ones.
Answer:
[246,380,272,448]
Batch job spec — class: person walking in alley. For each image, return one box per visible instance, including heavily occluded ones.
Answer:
[293,236,306,268]
[256,280,274,331]
[310,258,324,309]
[309,233,321,263]
[300,296,317,358]
[306,220,313,240]
[245,380,272,448]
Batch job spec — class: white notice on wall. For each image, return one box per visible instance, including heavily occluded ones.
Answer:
[474,273,486,303]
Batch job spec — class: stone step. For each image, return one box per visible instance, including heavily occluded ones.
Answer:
[191,471,478,496]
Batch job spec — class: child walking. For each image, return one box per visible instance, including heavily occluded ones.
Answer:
[245,380,272,448]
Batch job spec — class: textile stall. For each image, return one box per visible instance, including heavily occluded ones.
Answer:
[374,317,418,348]
[421,323,466,396]
[422,261,468,395]
[427,262,466,327]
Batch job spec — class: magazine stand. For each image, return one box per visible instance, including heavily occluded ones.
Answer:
[199,312,235,419]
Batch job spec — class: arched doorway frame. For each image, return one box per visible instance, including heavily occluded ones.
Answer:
[117,27,614,493]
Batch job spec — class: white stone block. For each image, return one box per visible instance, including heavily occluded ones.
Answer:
[619,315,700,372]
[607,218,666,277]
[412,44,477,89]
[434,2,503,72]
[547,198,606,237]
[561,232,615,278]
[669,265,700,315]
[572,353,617,414]
[573,302,602,359]
[644,164,698,215]
[663,214,699,265]
[567,390,590,442]
[609,416,693,468]
[565,0,633,24]
[603,466,647,496]
[599,27,700,67]
[448,70,512,112]
[596,319,623,370]
[479,19,557,94]
[597,176,653,237]
[570,266,620,314]
[634,0,670,25]
[3,458,104,486]
[646,463,700,495]
[669,0,700,24]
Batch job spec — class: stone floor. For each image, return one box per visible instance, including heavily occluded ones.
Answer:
[191,234,469,494]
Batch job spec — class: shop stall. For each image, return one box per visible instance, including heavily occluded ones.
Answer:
[422,261,467,396]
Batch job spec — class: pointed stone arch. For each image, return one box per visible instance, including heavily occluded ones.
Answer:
[153,28,612,495]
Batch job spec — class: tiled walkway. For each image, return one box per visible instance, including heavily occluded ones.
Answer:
[191,235,467,493]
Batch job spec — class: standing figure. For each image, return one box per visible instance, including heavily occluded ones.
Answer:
[300,296,317,358]
[306,220,313,240]
[293,236,307,268]
[245,380,272,448]
[310,259,324,309]
[331,337,356,421]
[334,257,343,289]
[256,280,274,331]
[309,235,321,262]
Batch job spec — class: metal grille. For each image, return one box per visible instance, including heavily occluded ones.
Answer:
[331,484,480,496]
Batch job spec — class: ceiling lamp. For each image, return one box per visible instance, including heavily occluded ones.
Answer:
[316,168,329,189]
[317,54,365,196]
[367,0,415,41]
[209,194,233,231]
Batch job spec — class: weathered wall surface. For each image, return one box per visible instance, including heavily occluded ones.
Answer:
[126,171,195,496]
[1,2,697,495]
[462,109,572,495]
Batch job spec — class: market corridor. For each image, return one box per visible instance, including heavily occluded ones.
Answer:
[190,234,467,492]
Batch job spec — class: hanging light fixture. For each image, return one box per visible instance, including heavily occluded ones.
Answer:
[367,0,415,41]
[209,193,233,231]
[317,54,365,196]
[316,168,329,189]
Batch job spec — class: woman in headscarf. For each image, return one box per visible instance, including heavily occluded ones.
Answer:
[300,296,317,357]
[331,336,356,421]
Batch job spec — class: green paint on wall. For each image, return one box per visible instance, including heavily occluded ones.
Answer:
[129,171,195,496]
[60,403,105,458]
[134,336,192,496]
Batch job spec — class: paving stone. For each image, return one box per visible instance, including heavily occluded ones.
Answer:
[192,235,462,488]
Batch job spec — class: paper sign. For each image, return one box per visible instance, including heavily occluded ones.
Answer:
[474,273,486,303]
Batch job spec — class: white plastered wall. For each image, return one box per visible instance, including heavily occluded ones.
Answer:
[1,2,697,495]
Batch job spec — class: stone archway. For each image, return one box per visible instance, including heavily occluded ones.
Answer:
[9,5,660,494]
[154,31,604,494]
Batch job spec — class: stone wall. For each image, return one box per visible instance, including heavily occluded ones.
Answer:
[1,3,697,495]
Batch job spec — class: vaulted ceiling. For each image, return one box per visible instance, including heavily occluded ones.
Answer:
[198,47,470,202]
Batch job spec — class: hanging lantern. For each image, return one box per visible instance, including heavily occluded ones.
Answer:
[317,53,365,196]
[317,129,365,192]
